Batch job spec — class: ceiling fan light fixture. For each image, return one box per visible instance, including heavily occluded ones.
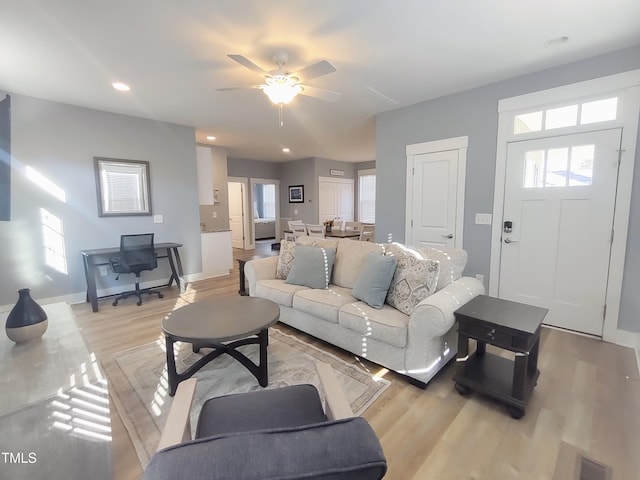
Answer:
[262,75,302,105]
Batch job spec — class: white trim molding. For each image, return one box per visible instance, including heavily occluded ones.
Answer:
[490,69,640,343]
[405,136,468,249]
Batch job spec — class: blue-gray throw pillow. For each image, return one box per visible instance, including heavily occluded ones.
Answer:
[285,245,337,289]
[352,253,398,309]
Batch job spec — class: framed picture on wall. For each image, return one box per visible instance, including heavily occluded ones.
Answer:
[288,185,304,203]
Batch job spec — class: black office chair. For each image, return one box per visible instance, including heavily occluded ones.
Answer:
[110,233,164,306]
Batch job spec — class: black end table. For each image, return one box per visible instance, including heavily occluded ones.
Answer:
[452,295,547,418]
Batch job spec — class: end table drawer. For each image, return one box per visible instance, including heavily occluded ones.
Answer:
[462,323,513,350]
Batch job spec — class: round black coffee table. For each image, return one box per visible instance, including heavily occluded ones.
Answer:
[162,296,280,396]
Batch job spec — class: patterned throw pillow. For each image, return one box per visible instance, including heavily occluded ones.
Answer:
[385,243,440,315]
[275,240,296,279]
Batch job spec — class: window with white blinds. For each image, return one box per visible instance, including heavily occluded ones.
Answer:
[358,169,376,223]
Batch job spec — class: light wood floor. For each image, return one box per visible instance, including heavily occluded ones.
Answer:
[72,243,640,480]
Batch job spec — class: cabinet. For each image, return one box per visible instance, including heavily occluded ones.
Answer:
[196,146,227,205]
[200,231,233,277]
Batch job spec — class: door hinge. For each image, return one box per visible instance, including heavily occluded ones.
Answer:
[617,148,625,166]
[603,304,607,319]
[412,167,415,175]
[611,228,614,243]
[411,219,413,227]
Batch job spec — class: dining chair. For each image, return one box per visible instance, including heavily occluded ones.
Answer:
[332,219,344,231]
[359,224,375,242]
[285,220,305,241]
[306,224,326,238]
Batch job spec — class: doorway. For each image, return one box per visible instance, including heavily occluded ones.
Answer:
[405,136,467,249]
[499,129,621,336]
[490,71,640,341]
[227,180,247,249]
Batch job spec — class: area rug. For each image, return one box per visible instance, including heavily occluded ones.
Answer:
[104,328,391,468]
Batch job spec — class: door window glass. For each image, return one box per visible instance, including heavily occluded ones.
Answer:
[569,145,594,186]
[523,145,594,188]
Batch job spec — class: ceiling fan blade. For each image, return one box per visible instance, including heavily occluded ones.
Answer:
[299,85,342,102]
[292,60,336,81]
[227,54,268,76]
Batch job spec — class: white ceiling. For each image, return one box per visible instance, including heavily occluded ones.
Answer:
[2,1,639,162]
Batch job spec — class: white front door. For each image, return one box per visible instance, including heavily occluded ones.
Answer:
[227,182,244,249]
[499,129,621,336]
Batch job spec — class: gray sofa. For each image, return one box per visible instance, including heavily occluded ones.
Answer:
[245,236,485,386]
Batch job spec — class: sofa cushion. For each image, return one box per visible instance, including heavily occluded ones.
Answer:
[286,245,337,289]
[255,279,309,308]
[275,240,296,279]
[385,243,439,315]
[352,253,398,309]
[416,246,468,291]
[333,239,385,289]
[293,285,356,324]
[339,302,409,349]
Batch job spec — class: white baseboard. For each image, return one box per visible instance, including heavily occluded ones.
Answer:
[1,271,233,312]
[616,329,640,375]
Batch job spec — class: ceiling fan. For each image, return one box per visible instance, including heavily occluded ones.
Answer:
[217,53,341,105]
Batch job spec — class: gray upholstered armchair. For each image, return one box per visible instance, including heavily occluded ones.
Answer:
[144,363,387,480]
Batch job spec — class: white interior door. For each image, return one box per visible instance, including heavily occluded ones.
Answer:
[499,129,621,336]
[408,149,461,248]
[227,182,244,249]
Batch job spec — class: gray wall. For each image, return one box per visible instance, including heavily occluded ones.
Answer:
[228,157,281,179]
[376,44,640,332]
[279,158,316,223]
[0,93,201,307]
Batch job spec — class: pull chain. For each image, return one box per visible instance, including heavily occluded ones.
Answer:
[279,103,284,127]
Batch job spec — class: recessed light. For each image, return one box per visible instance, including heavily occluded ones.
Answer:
[544,36,569,48]
[282,148,290,153]
[112,82,131,92]
[206,136,216,141]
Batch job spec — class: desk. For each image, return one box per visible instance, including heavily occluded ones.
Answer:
[81,242,183,312]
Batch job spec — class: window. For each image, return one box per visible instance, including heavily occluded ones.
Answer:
[262,184,276,218]
[94,157,152,216]
[358,169,376,223]
[513,97,618,135]
[523,145,594,188]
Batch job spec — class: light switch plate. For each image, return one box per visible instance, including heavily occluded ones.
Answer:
[475,213,492,225]
[153,214,164,224]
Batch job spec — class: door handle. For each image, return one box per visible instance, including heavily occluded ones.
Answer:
[504,238,518,244]
[442,234,454,239]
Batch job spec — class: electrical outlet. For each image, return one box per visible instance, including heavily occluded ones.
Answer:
[153,214,164,224]
[98,265,109,276]
[212,211,217,219]
[294,209,298,215]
